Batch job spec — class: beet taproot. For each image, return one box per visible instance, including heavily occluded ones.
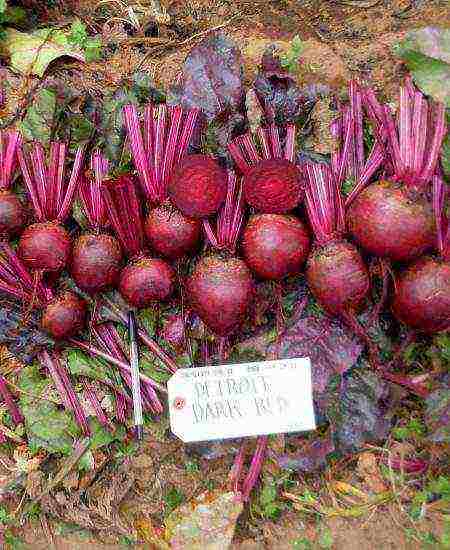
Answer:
[168,154,227,218]
[119,257,175,309]
[71,233,122,294]
[346,181,435,262]
[18,222,71,273]
[41,291,87,340]
[187,255,253,337]
[242,213,310,280]
[0,191,26,237]
[144,204,201,260]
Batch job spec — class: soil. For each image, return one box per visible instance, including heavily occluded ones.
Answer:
[0,0,449,548]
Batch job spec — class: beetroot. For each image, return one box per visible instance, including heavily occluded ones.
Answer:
[18,222,71,272]
[168,154,227,218]
[0,191,26,237]
[391,174,450,333]
[307,239,369,316]
[71,152,122,294]
[189,171,253,337]
[144,203,201,260]
[123,103,203,258]
[304,162,370,319]
[346,82,446,263]
[17,141,84,274]
[228,124,302,213]
[102,175,175,308]
[119,257,175,308]
[41,291,87,340]
[71,233,121,294]
[392,256,450,333]
[0,131,26,237]
[187,255,253,337]
[242,213,310,280]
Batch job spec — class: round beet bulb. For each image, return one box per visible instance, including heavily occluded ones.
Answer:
[119,257,175,308]
[0,191,26,237]
[243,158,302,214]
[392,257,450,333]
[144,204,201,260]
[187,256,253,337]
[41,291,87,340]
[18,222,71,273]
[306,240,370,315]
[71,233,122,295]
[346,180,435,262]
[242,213,310,280]
[168,154,227,218]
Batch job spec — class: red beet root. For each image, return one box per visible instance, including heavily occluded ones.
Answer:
[41,291,87,340]
[242,213,310,280]
[144,204,201,260]
[71,233,122,294]
[168,154,227,218]
[0,191,26,237]
[392,256,450,333]
[119,257,175,309]
[243,158,302,214]
[18,222,71,273]
[347,181,435,262]
[306,240,369,315]
[187,255,253,337]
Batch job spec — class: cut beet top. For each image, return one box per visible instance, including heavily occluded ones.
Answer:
[168,154,227,218]
[0,131,26,238]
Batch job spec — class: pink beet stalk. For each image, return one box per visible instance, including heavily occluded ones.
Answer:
[18,142,84,223]
[78,151,110,231]
[0,375,23,425]
[41,350,90,436]
[0,131,21,190]
[123,103,199,204]
[83,381,114,430]
[202,170,244,254]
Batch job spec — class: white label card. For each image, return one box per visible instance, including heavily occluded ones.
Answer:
[167,357,316,443]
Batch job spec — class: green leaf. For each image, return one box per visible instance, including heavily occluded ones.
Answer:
[395,28,450,106]
[88,417,125,450]
[0,0,6,14]
[66,349,109,382]
[2,27,85,77]
[84,37,102,62]
[19,365,80,455]
[20,88,57,146]
[442,133,450,179]
[69,19,88,47]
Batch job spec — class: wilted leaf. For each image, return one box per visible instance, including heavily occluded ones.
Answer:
[2,28,85,77]
[168,33,246,165]
[425,376,450,444]
[20,88,57,146]
[396,27,450,106]
[165,491,243,550]
[273,432,335,472]
[328,367,393,453]
[19,364,80,455]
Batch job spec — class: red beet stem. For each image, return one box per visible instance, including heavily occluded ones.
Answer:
[0,375,23,425]
[41,350,90,436]
[123,102,199,204]
[228,124,296,173]
[0,242,46,304]
[79,151,109,231]
[202,170,244,254]
[0,131,21,190]
[304,163,345,244]
[83,381,114,430]
[241,435,268,501]
[18,142,84,223]
[101,295,178,373]
[102,175,144,258]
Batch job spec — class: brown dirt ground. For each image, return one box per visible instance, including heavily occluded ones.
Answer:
[1,0,449,548]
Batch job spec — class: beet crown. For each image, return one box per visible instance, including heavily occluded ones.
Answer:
[0,131,25,237]
[168,154,227,218]
[228,124,302,213]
